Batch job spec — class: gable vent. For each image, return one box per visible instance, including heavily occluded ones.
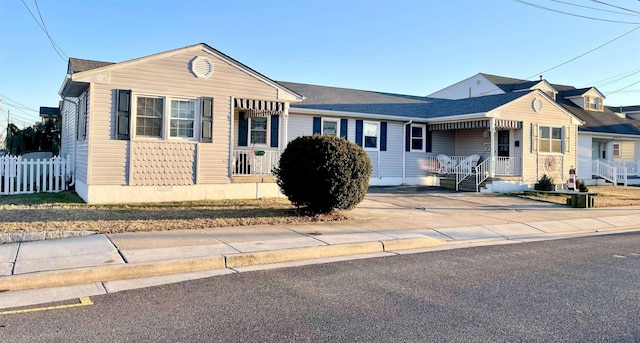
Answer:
[191,56,214,78]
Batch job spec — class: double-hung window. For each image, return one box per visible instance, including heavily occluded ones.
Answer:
[363,121,379,149]
[539,126,562,153]
[136,97,164,138]
[250,117,268,145]
[410,124,426,151]
[135,95,198,140]
[322,118,339,136]
[613,143,621,158]
[170,99,196,138]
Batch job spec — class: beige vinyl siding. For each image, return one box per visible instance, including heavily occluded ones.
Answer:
[496,92,577,183]
[86,49,280,186]
[614,141,635,161]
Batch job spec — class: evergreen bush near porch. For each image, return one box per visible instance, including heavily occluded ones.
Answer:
[274,135,372,213]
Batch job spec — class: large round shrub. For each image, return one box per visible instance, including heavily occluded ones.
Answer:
[275,135,372,213]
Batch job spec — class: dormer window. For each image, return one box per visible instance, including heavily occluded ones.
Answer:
[589,97,599,110]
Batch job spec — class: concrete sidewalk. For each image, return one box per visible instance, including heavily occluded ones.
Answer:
[2,189,640,310]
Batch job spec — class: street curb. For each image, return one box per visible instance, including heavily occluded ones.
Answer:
[0,257,225,292]
[226,242,384,268]
[381,237,446,251]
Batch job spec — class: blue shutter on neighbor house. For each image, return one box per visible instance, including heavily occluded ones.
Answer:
[340,119,348,138]
[355,120,363,146]
[200,97,213,143]
[380,122,387,151]
[116,89,131,140]
[238,112,248,146]
[313,117,321,134]
[405,124,411,152]
[426,126,432,152]
[270,115,279,148]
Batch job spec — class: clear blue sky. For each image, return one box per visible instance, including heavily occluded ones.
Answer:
[1,0,639,128]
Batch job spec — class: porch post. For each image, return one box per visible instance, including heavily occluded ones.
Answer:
[490,118,495,177]
[281,102,289,153]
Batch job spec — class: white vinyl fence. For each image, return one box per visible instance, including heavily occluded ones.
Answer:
[0,155,71,195]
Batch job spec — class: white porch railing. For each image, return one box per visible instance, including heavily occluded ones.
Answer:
[494,157,523,176]
[232,149,280,176]
[592,160,628,186]
[0,155,71,195]
[425,155,522,177]
[608,160,640,177]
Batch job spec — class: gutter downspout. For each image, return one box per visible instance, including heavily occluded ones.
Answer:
[402,120,412,184]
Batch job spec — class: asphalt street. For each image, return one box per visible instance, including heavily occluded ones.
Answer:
[2,232,640,342]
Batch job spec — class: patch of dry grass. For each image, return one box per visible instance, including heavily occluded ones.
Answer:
[518,185,640,207]
[0,195,348,234]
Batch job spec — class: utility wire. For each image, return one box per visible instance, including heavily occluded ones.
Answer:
[590,0,640,15]
[0,94,38,112]
[551,0,640,17]
[582,67,640,87]
[19,0,67,61]
[524,25,640,79]
[606,79,640,96]
[513,0,640,24]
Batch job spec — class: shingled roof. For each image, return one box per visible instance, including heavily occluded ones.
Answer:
[556,96,640,135]
[68,58,114,73]
[280,81,528,119]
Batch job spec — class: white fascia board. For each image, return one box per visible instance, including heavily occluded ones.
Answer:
[579,131,640,140]
[58,75,71,96]
[289,107,420,122]
[290,107,489,123]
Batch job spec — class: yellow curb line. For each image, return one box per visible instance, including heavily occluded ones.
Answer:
[0,297,93,315]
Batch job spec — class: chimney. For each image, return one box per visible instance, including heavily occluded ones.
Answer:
[539,75,543,81]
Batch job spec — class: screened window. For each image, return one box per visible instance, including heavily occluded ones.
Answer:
[170,99,196,138]
[322,119,339,136]
[613,143,620,158]
[539,126,562,153]
[250,117,268,144]
[364,121,379,149]
[136,97,164,137]
[411,124,426,151]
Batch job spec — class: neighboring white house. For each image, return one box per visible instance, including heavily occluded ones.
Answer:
[58,44,587,204]
[429,73,640,186]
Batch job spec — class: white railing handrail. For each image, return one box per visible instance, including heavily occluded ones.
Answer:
[592,160,617,185]
[475,158,489,192]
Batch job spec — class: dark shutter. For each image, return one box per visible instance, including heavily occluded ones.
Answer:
[405,124,411,152]
[200,97,213,143]
[355,120,363,146]
[270,115,279,148]
[380,122,387,151]
[238,111,248,146]
[116,89,131,140]
[340,118,348,138]
[426,126,432,152]
[313,117,321,135]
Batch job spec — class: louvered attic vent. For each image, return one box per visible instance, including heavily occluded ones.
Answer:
[191,56,214,78]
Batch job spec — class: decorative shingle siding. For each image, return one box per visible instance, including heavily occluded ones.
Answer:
[131,141,196,186]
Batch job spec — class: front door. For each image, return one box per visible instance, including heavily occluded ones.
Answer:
[497,130,509,157]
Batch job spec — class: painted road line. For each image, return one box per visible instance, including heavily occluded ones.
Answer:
[0,297,93,315]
